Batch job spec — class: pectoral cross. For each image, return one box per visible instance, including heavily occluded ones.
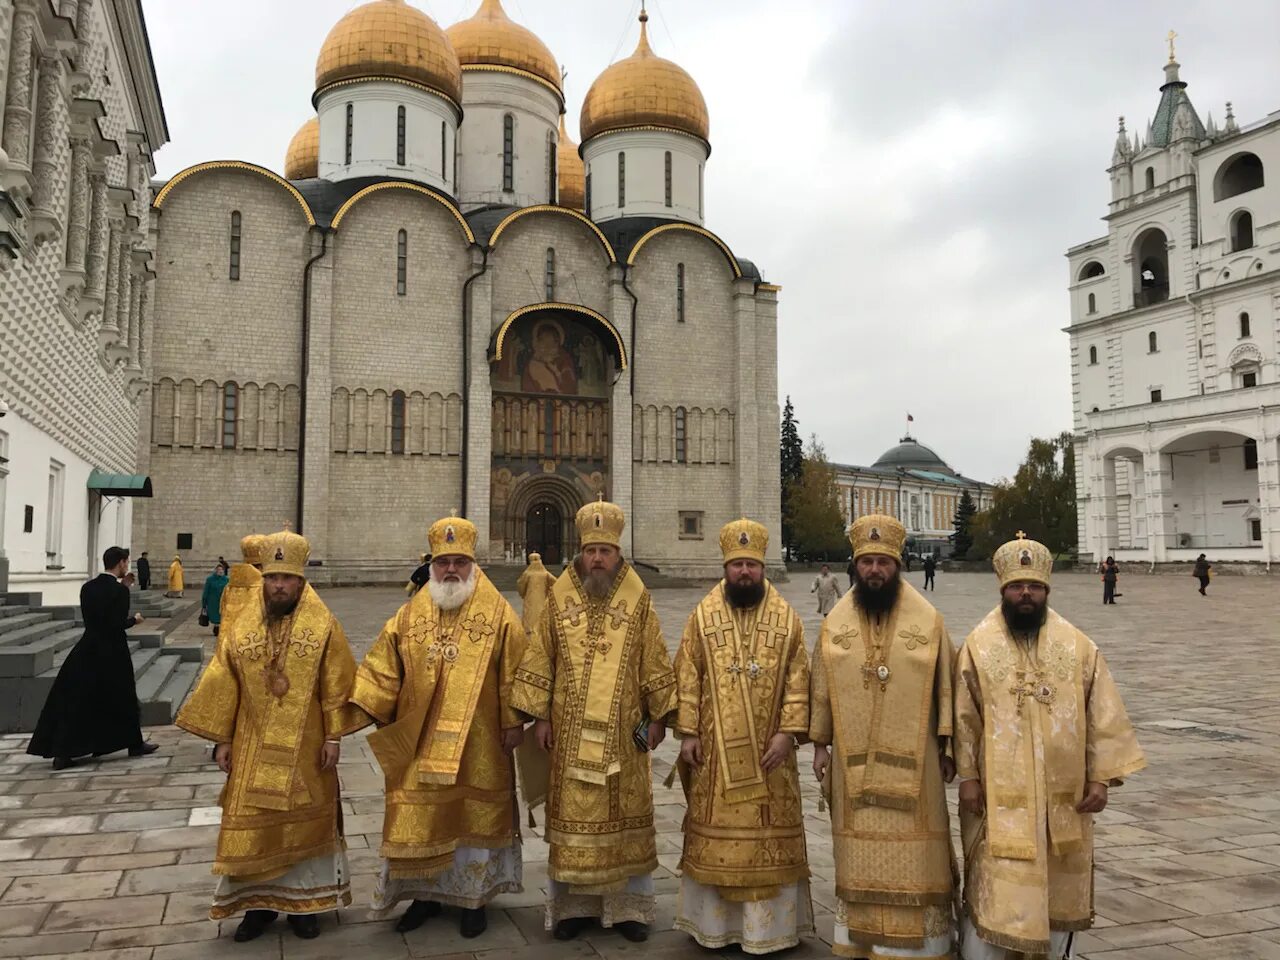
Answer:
[702,610,735,648]
[606,599,631,630]
[462,612,495,644]
[560,597,586,627]
[1009,670,1056,715]
[755,610,789,650]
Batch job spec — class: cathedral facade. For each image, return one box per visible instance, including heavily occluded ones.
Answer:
[138,0,782,580]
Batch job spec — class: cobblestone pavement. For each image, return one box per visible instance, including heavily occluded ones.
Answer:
[3,569,1279,959]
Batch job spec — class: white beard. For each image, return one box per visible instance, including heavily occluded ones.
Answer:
[428,566,478,611]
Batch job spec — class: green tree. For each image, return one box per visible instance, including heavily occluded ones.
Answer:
[970,432,1078,559]
[787,436,848,560]
[779,397,805,559]
[951,489,977,559]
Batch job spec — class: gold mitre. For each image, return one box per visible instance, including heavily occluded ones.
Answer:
[993,532,1053,588]
[260,529,310,578]
[720,518,767,564]
[239,533,267,566]
[576,497,625,549]
[849,514,906,561]
[428,514,478,560]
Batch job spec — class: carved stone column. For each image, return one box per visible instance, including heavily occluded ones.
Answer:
[106,238,132,362]
[136,279,149,370]
[64,134,90,268]
[125,272,141,370]
[2,1,37,170]
[98,223,119,343]
[29,55,65,238]
[82,169,106,304]
[58,0,77,20]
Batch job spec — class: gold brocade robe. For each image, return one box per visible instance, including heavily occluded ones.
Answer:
[516,563,556,637]
[348,571,526,877]
[955,607,1146,955]
[219,563,261,632]
[510,562,677,888]
[809,583,956,953]
[674,582,810,897]
[168,561,183,592]
[175,584,360,878]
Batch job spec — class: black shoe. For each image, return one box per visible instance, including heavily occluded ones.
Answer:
[287,914,320,939]
[554,917,592,940]
[233,910,277,942]
[51,757,76,771]
[395,899,441,933]
[128,742,159,757]
[460,906,487,938]
[616,921,649,942]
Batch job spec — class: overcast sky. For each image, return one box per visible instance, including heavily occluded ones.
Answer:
[143,0,1279,482]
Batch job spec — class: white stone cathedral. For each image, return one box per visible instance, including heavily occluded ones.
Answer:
[140,0,783,579]
[1067,45,1278,566]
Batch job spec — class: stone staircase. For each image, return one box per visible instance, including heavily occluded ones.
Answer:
[0,589,203,734]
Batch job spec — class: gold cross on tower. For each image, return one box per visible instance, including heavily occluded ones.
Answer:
[702,609,735,648]
[755,610,789,650]
[1167,28,1178,63]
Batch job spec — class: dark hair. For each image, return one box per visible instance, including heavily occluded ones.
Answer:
[103,546,130,569]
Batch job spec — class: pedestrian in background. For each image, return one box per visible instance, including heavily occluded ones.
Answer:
[136,552,151,591]
[1193,554,1211,596]
[1101,556,1119,605]
[201,561,230,636]
[811,563,841,615]
[167,555,185,598]
[922,553,937,591]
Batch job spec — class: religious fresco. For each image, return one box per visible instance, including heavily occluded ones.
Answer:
[492,314,613,399]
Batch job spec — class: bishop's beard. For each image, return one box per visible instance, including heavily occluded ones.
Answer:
[724,579,766,609]
[575,557,620,600]
[428,566,478,611]
[852,569,901,615]
[1001,597,1048,636]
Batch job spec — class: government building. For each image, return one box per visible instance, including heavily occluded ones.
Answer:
[1067,44,1279,566]
[137,0,782,580]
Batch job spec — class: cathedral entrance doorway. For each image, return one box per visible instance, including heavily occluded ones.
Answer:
[526,503,563,565]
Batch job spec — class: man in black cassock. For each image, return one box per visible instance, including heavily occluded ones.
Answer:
[136,551,151,591]
[26,546,159,769]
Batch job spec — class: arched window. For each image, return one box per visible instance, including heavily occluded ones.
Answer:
[390,391,406,454]
[545,247,555,301]
[1244,438,1259,470]
[1215,152,1264,201]
[345,103,354,165]
[396,105,406,166]
[1078,260,1105,280]
[221,382,238,449]
[676,263,685,323]
[1134,227,1169,307]
[1087,292,1096,314]
[548,130,556,203]
[396,229,407,296]
[664,151,672,207]
[502,114,514,192]
[1088,345,1098,365]
[617,152,626,208]
[674,407,687,463]
[1231,210,1254,251]
[1148,331,1158,353]
[1240,312,1251,338]
[229,211,241,281]
[1144,167,1155,190]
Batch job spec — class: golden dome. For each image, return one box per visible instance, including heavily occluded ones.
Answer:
[446,0,561,96]
[557,114,584,210]
[315,0,462,107]
[284,117,319,180]
[580,10,709,146]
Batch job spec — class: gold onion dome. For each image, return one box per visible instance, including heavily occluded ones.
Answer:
[557,114,584,210]
[580,9,709,146]
[284,117,319,179]
[446,0,561,95]
[315,0,462,107]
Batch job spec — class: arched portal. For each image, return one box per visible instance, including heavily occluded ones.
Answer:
[526,502,563,565]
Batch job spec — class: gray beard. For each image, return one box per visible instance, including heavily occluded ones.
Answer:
[428,567,478,611]
[581,568,614,599]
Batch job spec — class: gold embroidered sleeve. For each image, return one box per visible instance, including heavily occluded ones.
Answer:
[934,621,956,742]
[673,611,703,737]
[510,605,556,721]
[639,603,677,723]
[320,619,366,738]
[807,629,832,747]
[174,634,239,743]
[498,604,527,729]
[953,640,984,782]
[778,622,810,738]
[1085,645,1147,784]
[349,614,404,725]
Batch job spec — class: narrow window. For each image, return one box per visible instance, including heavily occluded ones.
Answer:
[396,229,407,296]
[1087,292,1096,314]
[1242,371,1258,388]
[618,152,626,208]
[440,121,447,180]
[675,407,687,463]
[545,247,555,301]
[1240,312,1251,338]
[221,382,238,449]
[1088,345,1098,365]
[502,114,514,192]
[1150,389,1162,403]
[396,105,406,166]
[1144,166,1154,190]
[1232,211,1254,251]
[1148,331,1158,353]
[391,391,406,454]
[698,163,704,218]
[345,103,353,165]
[676,263,685,323]
[585,169,592,212]
[1244,438,1258,470]
[548,130,557,203]
[229,211,241,281]
[664,151,672,207]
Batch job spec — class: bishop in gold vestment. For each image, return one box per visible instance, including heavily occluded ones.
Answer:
[175,530,361,942]
[510,499,677,942]
[956,535,1145,960]
[673,519,813,954]
[349,516,526,939]
[516,552,556,637]
[219,533,265,632]
[811,514,956,959]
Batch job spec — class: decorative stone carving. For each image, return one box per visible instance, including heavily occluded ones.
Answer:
[2,3,37,175]
[81,169,106,309]
[29,56,65,242]
[64,134,90,263]
[125,271,141,370]
[98,224,119,343]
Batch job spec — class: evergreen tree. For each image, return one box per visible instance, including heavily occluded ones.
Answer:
[969,432,1078,558]
[789,437,848,560]
[779,397,805,559]
[951,489,977,559]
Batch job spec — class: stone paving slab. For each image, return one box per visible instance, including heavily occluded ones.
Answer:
[4,569,1280,958]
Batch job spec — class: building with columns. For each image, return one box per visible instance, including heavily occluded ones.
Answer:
[138,0,782,580]
[0,0,166,603]
[1068,46,1279,566]
[834,437,994,557]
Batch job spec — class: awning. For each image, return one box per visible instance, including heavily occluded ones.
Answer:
[87,470,153,497]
